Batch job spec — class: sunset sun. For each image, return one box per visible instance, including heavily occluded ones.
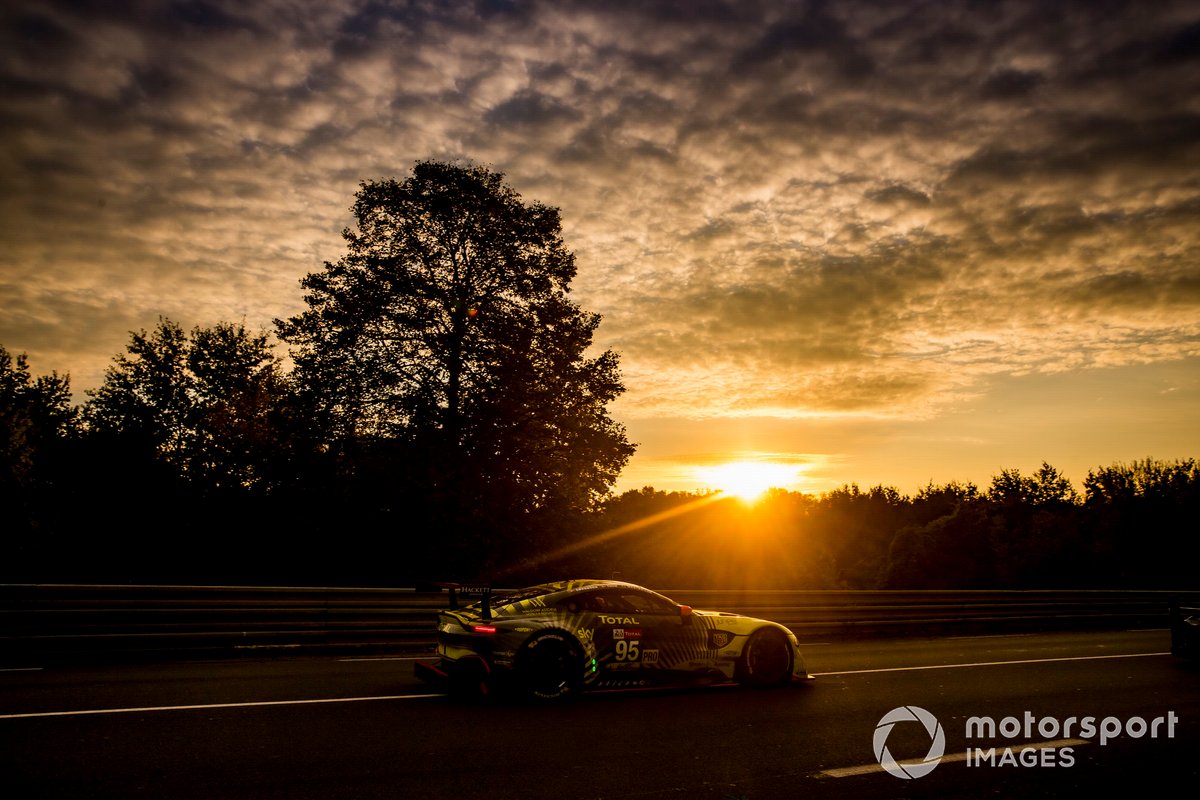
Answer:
[695,461,800,502]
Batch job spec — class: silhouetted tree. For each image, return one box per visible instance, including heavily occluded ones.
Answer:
[278,161,634,569]
[885,501,996,588]
[911,480,982,520]
[809,484,909,588]
[883,481,993,588]
[1083,458,1200,586]
[83,318,287,496]
[989,462,1079,507]
[1084,458,1200,506]
[1,346,73,487]
[0,346,75,571]
[71,319,300,582]
[984,463,1082,587]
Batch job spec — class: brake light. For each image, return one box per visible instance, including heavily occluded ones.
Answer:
[474,625,497,634]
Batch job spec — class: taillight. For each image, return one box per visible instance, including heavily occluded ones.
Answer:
[474,625,497,634]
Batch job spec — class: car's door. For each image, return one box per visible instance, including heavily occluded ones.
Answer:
[574,588,711,684]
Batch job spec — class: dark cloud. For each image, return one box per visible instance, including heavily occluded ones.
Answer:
[867,184,930,207]
[732,3,876,82]
[484,89,582,127]
[0,0,1197,422]
[979,68,1044,100]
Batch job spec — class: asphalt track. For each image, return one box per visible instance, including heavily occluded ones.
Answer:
[2,629,1197,798]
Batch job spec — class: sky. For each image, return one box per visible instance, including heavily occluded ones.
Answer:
[1,0,1198,497]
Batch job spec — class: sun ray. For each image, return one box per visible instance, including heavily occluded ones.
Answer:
[494,491,727,578]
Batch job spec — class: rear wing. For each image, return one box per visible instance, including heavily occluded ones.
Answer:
[433,582,493,620]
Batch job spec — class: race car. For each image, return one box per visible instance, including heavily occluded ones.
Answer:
[415,579,811,699]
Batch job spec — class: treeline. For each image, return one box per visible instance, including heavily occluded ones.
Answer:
[554,460,1200,590]
[4,336,1197,588]
[3,162,1197,589]
[1,324,601,585]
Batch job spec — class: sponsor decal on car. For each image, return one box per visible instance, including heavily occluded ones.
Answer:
[709,631,732,648]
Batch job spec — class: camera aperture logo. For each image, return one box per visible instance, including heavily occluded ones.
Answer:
[870,707,1180,779]
[873,706,946,779]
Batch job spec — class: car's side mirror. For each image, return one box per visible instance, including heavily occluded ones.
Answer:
[679,604,693,625]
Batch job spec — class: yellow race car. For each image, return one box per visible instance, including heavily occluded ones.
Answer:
[415,580,812,699]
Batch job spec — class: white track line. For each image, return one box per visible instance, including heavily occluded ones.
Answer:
[812,650,1169,677]
[2,651,1171,719]
[819,738,1088,778]
[0,693,444,720]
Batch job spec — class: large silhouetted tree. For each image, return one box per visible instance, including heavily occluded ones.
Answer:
[278,161,633,563]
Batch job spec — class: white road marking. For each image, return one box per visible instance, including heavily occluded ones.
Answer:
[0,693,444,720]
[818,738,1088,778]
[812,650,1169,677]
[0,667,43,672]
[948,630,1166,640]
[946,632,1040,640]
[1,649,1170,720]
[338,656,426,662]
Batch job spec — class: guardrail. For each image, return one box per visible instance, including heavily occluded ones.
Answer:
[2,584,1198,665]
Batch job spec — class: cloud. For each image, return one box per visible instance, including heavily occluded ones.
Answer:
[0,0,1197,423]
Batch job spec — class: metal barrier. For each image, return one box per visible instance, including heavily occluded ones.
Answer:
[2,584,1197,664]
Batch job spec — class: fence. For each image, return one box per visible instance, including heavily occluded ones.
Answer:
[2,584,1196,664]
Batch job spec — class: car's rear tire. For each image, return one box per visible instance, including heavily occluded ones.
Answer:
[517,631,583,700]
[739,628,793,688]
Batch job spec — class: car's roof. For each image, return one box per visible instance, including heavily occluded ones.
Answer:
[517,579,650,594]
[482,580,666,610]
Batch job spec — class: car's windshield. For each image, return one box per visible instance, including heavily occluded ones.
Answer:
[467,586,557,613]
[564,588,679,615]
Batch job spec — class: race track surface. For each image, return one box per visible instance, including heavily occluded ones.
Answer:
[2,629,1196,798]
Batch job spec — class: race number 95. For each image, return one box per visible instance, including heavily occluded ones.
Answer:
[614,639,640,661]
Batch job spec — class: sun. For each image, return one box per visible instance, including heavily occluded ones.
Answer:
[694,461,799,503]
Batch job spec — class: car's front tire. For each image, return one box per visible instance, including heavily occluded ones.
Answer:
[739,627,793,688]
[516,631,584,700]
